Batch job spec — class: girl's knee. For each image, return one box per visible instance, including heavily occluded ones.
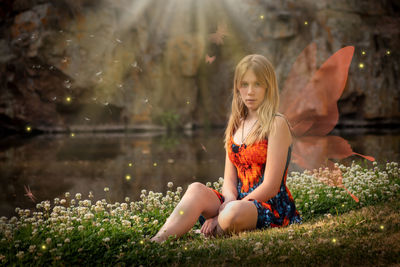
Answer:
[187,182,206,192]
[218,201,242,228]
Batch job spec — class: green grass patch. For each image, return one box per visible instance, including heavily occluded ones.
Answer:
[1,161,399,266]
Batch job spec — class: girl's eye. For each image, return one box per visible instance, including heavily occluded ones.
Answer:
[241,82,248,87]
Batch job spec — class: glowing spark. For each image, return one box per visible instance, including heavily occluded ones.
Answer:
[186,100,190,104]
[26,126,31,132]
[259,15,264,19]
[70,133,75,137]
[205,54,216,64]
[140,240,144,244]
[361,51,366,55]
[341,204,345,207]
[125,175,131,181]
[358,63,364,69]
[131,61,143,72]
[179,210,184,215]
[66,97,71,102]
[304,21,308,25]
[200,143,207,152]
[41,245,46,250]
[386,50,391,55]
[184,247,188,250]
[128,163,133,167]
[96,71,102,76]
[332,238,337,243]
[153,162,157,167]
[24,185,37,202]
[380,225,384,230]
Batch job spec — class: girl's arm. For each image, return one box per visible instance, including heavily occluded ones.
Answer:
[242,116,292,203]
[221,149,238,203]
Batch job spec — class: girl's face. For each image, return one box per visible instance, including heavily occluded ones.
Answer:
[238,69,267,113]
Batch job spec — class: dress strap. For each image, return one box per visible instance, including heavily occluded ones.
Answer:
[274,113,294,138]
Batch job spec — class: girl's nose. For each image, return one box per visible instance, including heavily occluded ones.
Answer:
[248,85,255,93]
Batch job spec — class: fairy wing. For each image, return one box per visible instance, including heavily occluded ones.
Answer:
[279,43,375,202]
[280,43,354,137]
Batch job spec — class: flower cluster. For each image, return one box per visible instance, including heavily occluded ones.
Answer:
[287,161,400,218]
[0,161,398,265]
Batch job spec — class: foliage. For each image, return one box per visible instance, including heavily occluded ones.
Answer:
[0,162,399,265]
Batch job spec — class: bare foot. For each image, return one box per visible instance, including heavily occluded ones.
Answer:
[211,222,225,237]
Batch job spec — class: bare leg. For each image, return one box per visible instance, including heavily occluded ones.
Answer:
[218,200,258,234]
[150,182,222,243]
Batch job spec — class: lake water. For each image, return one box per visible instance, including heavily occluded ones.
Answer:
[0,128,399,218]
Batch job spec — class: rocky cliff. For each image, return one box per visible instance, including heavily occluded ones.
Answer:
[0,0,399,135]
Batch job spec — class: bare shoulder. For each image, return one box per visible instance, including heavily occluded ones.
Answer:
[270,115,292,144]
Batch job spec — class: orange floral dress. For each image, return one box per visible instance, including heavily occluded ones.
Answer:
[199,135,302,229]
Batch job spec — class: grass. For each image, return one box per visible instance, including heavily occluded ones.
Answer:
[0,161,399,266]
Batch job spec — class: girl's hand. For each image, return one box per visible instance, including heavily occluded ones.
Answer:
[200,217,218,237]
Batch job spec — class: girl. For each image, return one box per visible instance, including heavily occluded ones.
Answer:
[151,54,302,243]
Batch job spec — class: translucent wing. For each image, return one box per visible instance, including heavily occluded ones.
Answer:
[279,43,375,202]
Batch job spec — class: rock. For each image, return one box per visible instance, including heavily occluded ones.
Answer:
[0,0,399,133]
[0,40,15,63]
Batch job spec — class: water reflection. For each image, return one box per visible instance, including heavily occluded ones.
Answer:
[0,129,399,218]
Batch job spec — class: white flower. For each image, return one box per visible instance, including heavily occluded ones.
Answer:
[121,220,131,227]
[254,242,263,251]
[28,245,36,253]
[167,182,173,188]
[103,237,110,242]
[64,238,70,243]
[65,192,70,198]
[104,187,109,192]
[84,212,94,220]
[46,238,52,244]
[16,251,24,259]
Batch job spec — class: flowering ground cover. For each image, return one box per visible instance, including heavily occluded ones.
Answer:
[0,161,399,266]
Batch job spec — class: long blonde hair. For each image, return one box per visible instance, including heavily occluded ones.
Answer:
[223,54,281,151]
